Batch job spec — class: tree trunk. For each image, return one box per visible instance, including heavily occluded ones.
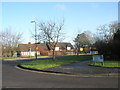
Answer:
[52,49,56,60]
[77,49,79,56]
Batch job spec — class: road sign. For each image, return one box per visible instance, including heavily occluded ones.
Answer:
[93,55,104,62]
[80,48,83,51]
[36,47,39,50]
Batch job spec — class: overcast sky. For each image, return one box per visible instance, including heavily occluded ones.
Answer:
[2,2,118,44]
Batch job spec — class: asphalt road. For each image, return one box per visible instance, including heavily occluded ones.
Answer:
[2,58,119,88]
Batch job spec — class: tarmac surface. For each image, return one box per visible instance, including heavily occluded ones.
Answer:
[4,56,119,77]
[2,57,119,88]
[43,60,119,76]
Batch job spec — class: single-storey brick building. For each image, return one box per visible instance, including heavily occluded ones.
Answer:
[17,42,75,56]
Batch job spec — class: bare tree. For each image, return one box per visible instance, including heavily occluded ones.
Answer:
[0,28,22,57]
[37,19,64,60]
[83,30,95,44]
[96,21,118,42]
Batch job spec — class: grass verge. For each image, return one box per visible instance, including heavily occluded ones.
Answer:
[20,55,92,69]
[87,61,120,68]
[2,56,49,60]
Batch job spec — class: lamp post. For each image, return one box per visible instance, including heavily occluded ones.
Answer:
[31,21,37,59]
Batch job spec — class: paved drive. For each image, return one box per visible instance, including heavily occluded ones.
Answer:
[2,58,119,88]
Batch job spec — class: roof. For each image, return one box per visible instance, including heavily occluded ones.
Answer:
[56,42,74,50]
[18,42,74,52]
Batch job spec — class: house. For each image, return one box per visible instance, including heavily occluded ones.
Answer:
[17,42,74,57]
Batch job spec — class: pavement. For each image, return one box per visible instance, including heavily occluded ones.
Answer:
[43,60,119,76]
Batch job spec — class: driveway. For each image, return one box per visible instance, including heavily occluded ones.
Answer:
[2,58,119,88]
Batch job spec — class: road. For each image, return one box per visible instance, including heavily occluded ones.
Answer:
[2,58,119,88]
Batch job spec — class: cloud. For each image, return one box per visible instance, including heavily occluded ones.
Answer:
[54,4,66,11]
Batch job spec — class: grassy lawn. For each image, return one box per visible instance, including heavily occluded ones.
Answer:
[20,55,92,69]
[2,56,34,59]
[87,61,120,68]
[2,56,49,60]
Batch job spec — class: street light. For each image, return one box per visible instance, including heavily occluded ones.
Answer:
[31,21,37,59]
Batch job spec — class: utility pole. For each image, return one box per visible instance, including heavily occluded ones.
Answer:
[31,21,37,59]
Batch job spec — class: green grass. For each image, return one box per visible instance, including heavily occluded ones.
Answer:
[2,56,33,59]
[2,56,48,60]
[20,55,92,69]
[88,61,120,68]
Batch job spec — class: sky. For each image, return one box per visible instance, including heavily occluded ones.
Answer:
[1,2,118,44]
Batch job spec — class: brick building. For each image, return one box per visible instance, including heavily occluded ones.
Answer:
[17,42,75,56]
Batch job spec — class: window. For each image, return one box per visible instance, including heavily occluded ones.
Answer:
[55,47,59,51]
[67,47,71,50]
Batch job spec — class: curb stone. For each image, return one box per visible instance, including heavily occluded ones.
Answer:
[88,64,120,69]
[17,64,120,77]
[17,65,73,75]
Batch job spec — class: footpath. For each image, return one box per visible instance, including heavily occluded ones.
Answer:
[43,60,119,77]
